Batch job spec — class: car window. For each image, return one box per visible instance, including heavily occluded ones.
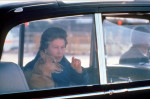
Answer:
[1,26,20,64]
[103,14,150,84]
[1,14,99,93]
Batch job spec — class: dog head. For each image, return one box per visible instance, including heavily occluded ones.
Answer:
[34,50,63,74]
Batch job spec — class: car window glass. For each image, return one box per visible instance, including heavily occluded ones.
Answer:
[1,26,20,64]
[0,14,99,94]
[23,14,99,90]
[103,15,150,84]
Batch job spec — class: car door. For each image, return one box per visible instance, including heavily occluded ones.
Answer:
[0,2,100,98]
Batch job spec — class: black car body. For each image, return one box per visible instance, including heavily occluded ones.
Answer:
[1,0,150,98]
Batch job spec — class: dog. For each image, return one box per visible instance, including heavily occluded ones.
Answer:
[29,50,63,90]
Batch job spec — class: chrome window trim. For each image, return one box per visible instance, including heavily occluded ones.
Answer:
[45,86,150,99]
[94,13,107,84]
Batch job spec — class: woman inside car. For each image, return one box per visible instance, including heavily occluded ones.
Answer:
[23,27,88,88]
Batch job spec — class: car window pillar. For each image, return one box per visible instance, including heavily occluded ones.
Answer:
[95,13,107,84]
[18,24,25,67]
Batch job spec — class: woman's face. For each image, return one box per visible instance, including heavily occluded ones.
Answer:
[46,38,66,62]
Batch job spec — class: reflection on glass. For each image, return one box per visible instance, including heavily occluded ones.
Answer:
[119,26,150,65]
[104,16,150,84]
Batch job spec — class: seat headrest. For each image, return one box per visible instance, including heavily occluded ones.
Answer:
[0,62,29,94]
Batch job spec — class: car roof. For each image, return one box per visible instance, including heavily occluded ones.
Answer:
[0,0,149,21]
[1,0,150,12]
[0,1,58,14]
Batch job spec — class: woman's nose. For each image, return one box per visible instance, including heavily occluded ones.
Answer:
[58,48,63,54]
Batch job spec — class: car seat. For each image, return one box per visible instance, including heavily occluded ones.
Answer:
[0,62,29,94]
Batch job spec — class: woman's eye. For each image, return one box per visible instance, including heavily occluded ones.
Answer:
[54,46,58,49]
[62,47,65,49]
[52,60,55,63]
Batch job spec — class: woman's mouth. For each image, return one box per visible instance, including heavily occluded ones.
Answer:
[56,56,62,62]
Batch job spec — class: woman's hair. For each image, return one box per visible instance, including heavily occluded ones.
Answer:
[39,27,68,51]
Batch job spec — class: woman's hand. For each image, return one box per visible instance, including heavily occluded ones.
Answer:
[71,57,82,73]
